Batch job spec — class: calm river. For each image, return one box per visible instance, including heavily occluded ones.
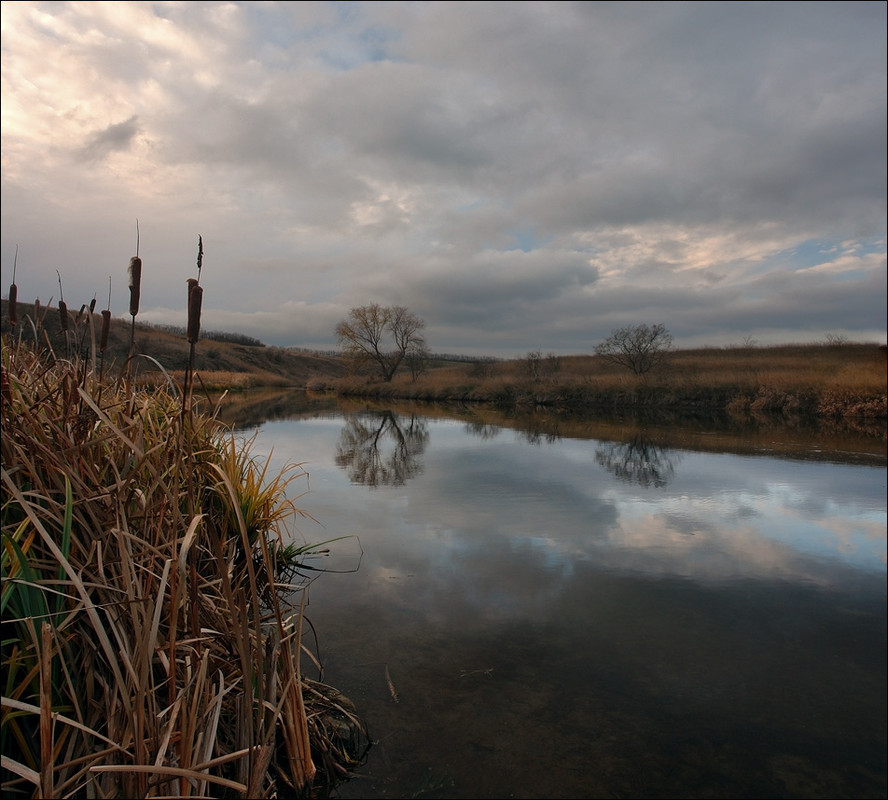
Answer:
[219,392,887,799]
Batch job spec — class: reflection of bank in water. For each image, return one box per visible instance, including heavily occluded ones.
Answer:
[335,411,430,486]
[595,435,679,487]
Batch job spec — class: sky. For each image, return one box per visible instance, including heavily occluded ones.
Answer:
[1,1,886,358]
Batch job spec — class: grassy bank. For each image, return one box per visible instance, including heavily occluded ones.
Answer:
[1,332,368,797]
[320,343,888,424]
[3,298,883,424]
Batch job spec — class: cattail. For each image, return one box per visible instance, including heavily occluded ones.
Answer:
[186,280,202,344]
[100,309,111,351]
[8,282,16,325]
[59,300,69,331]
[76,304,87,325]
[89,297,97,314]
[9,244,18,325]
[128,256,142,317]
[34,298,41,319]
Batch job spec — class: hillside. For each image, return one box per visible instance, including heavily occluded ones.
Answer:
[1,299,347,387]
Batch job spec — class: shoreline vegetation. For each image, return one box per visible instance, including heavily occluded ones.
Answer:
[2,300,885,430]
[315,341,887,426]
[2,302,368,797]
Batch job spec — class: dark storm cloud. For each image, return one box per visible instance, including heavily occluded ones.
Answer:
[76,116,140,161]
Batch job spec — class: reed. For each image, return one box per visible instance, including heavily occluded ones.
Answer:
[7,245,17,327]
[2,259,368,799]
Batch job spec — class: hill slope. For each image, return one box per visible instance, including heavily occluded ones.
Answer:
[1,300,347,387]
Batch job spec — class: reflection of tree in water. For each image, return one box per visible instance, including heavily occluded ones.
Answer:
[335,411,429,486]
[595,435,678,488]
[463,419,560,445]
[517,428,562,446]
[463,422,501,440]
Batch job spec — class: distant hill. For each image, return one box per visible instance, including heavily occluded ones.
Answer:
[1,299,348,387]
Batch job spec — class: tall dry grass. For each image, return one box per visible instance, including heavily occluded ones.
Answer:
[336,343,887,422]
[2,294,367,797]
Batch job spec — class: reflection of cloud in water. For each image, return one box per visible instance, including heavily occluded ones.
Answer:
[255,415,885,623]
[398,446,885,595]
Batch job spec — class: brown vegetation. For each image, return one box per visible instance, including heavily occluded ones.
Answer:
[4,298,884,423]
[325,342,887,426]
[1,300,347,388]
[2,315,369,798]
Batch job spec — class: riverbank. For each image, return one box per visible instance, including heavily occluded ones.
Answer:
[312,343,887,425]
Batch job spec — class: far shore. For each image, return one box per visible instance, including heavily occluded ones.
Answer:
[168,342,887,428]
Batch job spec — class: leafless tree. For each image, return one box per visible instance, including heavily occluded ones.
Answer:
[594,323,674,376]
[336,304,426,382]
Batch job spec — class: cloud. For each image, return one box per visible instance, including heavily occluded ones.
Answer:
[77,115,141,161]
[2,1,885,356]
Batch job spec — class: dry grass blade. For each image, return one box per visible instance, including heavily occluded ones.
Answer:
[90,763,247,794]
[3,312,368,797]
[40,622,53,799]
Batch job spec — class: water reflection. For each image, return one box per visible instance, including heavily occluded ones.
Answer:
[594,434,679,487]
[215,392,886,799]
[462,421,502,441]
[335,411,429,486]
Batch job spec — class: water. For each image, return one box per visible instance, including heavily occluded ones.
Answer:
[223,394,887,799]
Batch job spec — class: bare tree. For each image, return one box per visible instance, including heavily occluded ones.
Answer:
[594,323,674,376]
[336,304,426,381]
[523,349,543,380]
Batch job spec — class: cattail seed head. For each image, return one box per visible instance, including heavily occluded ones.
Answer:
[89,297,97,314]
[59,300,69,331]
[8,283,17,325]
[100,309,111,351]
[187,283,203,344]
[128,256,142,317]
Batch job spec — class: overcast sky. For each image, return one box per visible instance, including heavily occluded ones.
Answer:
[1,1,885,357]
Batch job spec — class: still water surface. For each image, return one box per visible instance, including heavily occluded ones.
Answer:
[224,394,886,799]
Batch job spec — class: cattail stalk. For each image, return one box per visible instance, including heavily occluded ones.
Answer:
[128,257,142,317]
[8,244,18,325]
[96,279,112,392]
[183,237,204,417]
[186,280,202,344]
[100,309,111,353]
[183,279,203,412]
[126,223,142,378]
[56,270,71,359]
